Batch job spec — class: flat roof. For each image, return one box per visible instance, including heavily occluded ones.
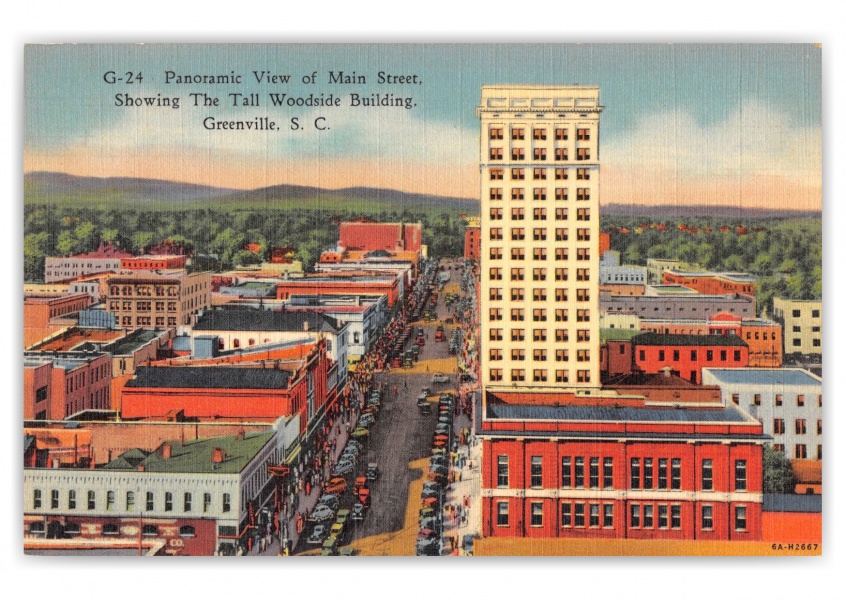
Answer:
[702,368,821,387]
[762,494,821,513]
[126,366,292,390]
[193,309,341,333]
[486,402,751,424]
[600,328,640,342]
[101,329,164,356]
[101,430,275,474]
[633,332,748,347]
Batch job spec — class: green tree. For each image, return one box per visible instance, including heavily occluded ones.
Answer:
[763,446,796,494]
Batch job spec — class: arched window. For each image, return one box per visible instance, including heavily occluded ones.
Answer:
[102,523,119,535]
[248,339,255,346]
[179,525,196,538]
[64,523,81,537]
[233,339,240,349]
[141,524,158,536]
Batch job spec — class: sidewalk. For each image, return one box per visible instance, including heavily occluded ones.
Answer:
[248,405,359,556]
[441,429,482,556]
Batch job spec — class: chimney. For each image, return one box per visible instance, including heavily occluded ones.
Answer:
[212,448,225,463]
[137,464,145,472]
[162,443,172,459]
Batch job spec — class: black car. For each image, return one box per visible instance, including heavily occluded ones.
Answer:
[350,502,367,522]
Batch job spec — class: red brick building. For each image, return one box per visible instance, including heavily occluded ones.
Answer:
[24,351,113,421]
[122,341,331,434]
[121,255,188,270]
[662,270,756,299]
[478,391,767,541]
[464,225,481,260]
[632,332,749,383]
[24,293,92,348]
[338,221,422,253]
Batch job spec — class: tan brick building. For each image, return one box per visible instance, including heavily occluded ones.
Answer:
[106,271,211,330]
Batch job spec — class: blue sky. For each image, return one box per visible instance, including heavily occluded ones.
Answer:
[24,43,822,208]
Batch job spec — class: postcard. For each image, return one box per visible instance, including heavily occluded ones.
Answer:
[23,43,821,556]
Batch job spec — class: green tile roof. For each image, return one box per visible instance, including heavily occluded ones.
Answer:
[102,430,275,475]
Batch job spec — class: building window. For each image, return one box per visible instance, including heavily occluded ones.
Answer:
[490,369,503,382]
[631,504,641,528]
[644,458,653,489]
[102,524,119,536]
[179,525,196,538]
[643,505,654,528]
[561,457,571,488]
[702,459,713,491]
[603,458,614,489]
[773,418,785,434]
[510,369,525,382]
[555,168,568,180]
[106,490,115,511]
[141,524,158,537]
[490,168,504,180]
[490,127,503,140]
[512,168,525,180]
[512,127,525,140]
[146,491,154,511]
[497,456,509,488]
[671,504,681,529]
[735,460,747,492]
[33,489,42,509]
[490,188,503,200]
[702,505,713,530]
[735,506,747,531]
[671,459,681,490]
[184,492,192,512]
[658,505,669,529]
[497,502,509,526]
[589,457,600,488]
[589,503,600,527]
[533,168,547,180]
[574,457,585,488]
[817,419,822,435]
[797,394,805,407]
[658,459,668,489]
[165,492,173,512]
[795,444,807,459]
[754,394,761,406]
[604,504,614,528]
[222,493,231,513]
[574,503,585,527]
[561,503,572,527]
[631,458,641,489]
[126,491,135,511]
[775,394,783,407]
[530,502,544,527]
[88,490,95,510]
[530,457,543,488]
[795,419,807,435]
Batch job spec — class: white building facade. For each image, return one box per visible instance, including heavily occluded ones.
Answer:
[478,85,602,392]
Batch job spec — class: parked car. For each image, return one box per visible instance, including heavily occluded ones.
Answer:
[432,373,450,384]
[357,414,376,428]
[416,538,440,556]
[324,477,347,494]
[321,536,339,555]
[307,524,328,544]
[309,506,335,523]
[366,462,380,481]
[417,393,430,407]
[316,494,339,512]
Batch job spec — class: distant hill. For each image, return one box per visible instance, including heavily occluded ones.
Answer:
[24,172,820,219]
[601,203,821,220]
[24,172,478,212]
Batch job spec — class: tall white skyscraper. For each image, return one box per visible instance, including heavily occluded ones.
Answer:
[478,85,602,393]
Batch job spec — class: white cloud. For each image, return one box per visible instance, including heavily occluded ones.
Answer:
[77,89,479,167]
[603,100,822,181]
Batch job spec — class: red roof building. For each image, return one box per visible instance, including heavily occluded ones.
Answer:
[477,390,767,542]
[276,272,400,307]
[338,221,422,253]
[662,270,756,299]
[632,332,750,384]
[464,226,481,260]
[121,255,188,270]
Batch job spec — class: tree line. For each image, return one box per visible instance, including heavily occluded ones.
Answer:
[603,216,821,318]
[24,204,468,282]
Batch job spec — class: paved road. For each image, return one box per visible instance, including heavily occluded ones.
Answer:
[349,266,461,543]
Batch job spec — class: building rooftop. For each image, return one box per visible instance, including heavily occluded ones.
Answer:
[193,308,342,333]
[24,350,108,370]
[702,368,821,387]
[28,328,125,351]
[762,493,821,513]
[600,328,640,342]
[126,366,293,390]
[633,332,748,347]
[101,430,275,474]
[486,402,751,424]
[100,329,164,356]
